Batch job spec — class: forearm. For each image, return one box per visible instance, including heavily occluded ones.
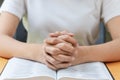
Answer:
[0,34,44,61]
[78,38,120,63]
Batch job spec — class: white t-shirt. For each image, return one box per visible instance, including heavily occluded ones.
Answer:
[1,0,120,45]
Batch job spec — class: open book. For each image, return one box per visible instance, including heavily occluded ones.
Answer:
[0,57,113,80]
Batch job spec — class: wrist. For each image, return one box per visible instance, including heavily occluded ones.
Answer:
[13,43,45,63]
[77,46,93,63]
[27,43,45,62]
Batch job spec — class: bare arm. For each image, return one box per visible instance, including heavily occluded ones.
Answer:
[0,12,45,63]
[78,16,120,63]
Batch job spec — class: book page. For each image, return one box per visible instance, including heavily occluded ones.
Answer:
[57,62,113,80]
[0,57,56,80]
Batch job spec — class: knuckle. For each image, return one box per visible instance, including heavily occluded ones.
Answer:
[60,43,66,47]
[51,59,57,64]
[64,35,69,38]
[45,38,52,43]
[62,35,70,40]
[65,57,72,62]
[52,38,57,43]
[57,58,64,62]
[52,48,58,53]
[56,43,65,49]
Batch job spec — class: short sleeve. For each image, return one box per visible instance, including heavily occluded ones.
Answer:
[101,0,120,23]
[0,0,26,20]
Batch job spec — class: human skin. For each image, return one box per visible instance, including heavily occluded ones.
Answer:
[0,12,77,70]
[44,31,78,69]
[1,12,120,70]
[44,16,120,70]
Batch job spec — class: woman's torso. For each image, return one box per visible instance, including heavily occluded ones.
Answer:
[24,0,103,45]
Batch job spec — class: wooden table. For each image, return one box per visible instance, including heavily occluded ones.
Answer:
[106,62,120,80]
[0,57,120,80]
[0,57,8,74]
